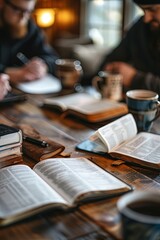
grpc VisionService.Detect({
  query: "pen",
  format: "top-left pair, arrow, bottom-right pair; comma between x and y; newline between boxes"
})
17,52 -> 29,64
23,135 -> 49,147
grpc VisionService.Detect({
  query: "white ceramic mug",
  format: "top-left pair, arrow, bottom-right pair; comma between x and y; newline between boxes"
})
92,71 -> 122,101
117,191 -> 160,240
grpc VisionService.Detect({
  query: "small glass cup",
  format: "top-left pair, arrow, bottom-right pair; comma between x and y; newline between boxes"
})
55,59 -> 83,90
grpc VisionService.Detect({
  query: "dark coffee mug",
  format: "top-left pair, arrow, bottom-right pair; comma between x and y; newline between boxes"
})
126,89 -> 160,132
117,191 -> 160,240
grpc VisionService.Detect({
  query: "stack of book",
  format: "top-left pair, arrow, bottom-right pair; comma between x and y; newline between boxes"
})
0,124 -> 23,168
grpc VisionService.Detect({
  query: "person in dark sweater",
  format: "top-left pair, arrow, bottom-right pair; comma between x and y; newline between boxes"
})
92,0 -> 160,94
0,0 -> 59,84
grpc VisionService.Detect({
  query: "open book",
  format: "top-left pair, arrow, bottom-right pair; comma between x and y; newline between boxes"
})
43,93 -> 128,122
0,157 -> 131,226
76,114 -> 160,170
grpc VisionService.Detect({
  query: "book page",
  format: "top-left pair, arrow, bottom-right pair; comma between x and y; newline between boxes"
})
44,93 -> 99,111
17,74 -> 61,94
88,135 -> 108,151
0,165 -> 67,219
113,132 -> 160,164
34,157 -> 130,205
69,99 -> 126,115
90,114 -> 137,152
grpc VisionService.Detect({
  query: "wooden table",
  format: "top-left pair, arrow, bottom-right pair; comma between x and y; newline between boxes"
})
0,90 -> 160,240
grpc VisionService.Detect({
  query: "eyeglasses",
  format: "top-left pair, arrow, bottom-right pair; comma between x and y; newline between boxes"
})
4,0 -> 34,15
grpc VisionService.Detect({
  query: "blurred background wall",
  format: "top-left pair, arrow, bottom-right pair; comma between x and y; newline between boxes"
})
33,0 -> 143,75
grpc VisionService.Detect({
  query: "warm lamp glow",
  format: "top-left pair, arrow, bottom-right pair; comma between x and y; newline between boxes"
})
57,10 -> 74,26
36,8 -> 55,28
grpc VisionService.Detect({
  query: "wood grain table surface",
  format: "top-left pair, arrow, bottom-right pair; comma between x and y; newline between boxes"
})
0,89 -> 160,240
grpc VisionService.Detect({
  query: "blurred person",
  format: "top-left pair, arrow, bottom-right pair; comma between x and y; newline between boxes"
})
0,74 -> 11,99
93,0 -> 160,94
0,0 -> 59,85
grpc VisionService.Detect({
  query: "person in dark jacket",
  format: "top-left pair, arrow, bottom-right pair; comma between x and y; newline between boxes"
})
95,0 -> 160,94
0,0 -> 59,84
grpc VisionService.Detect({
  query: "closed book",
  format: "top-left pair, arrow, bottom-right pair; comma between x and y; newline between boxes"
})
0,142 -> 22,152
0,124 -> 22,147
0,155 -> 23,169
43,93 -> 128,123
18,124 -> 65,161
0,124 -> 23,168
0,145 -> 22,158
23,137 -> 65,161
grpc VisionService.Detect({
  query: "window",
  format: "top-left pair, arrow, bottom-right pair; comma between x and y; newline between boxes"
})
83,0 -> 143,49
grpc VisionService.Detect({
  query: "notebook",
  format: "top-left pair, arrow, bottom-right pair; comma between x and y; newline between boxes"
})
17,74 -> 61,94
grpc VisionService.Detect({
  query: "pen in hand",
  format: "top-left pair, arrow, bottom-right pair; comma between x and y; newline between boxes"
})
23,135 -> 49,148
17,52 -> 29,64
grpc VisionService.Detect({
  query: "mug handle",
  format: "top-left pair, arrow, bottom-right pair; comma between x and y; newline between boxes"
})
92,75 -> 104,92
150,101 -> 160,123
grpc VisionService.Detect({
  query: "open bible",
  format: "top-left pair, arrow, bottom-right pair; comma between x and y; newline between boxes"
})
76,114 -> 160,170
0,157 -> 131,226
43,92 -> 128,122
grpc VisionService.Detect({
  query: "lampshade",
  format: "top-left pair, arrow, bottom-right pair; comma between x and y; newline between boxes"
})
35,8 -> 55,28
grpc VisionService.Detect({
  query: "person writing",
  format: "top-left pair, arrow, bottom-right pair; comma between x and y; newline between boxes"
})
0,0 -> 59,85
95,0 -> 160,94
0,74 -> 11,100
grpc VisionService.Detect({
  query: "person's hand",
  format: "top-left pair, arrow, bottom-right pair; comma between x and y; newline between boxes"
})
104,62 -> 137,88
5,58 -> 48,84
25,57 -> 48,79
0,74 -> 11,100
